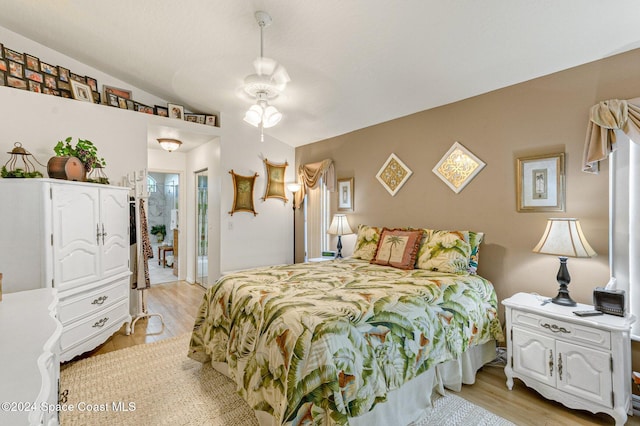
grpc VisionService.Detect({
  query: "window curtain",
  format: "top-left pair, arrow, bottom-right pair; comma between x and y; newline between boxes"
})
583,98 -> 640,337
294,159 -> 335,208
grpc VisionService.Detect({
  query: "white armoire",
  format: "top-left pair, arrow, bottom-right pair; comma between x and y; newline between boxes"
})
0,178 -> 131,362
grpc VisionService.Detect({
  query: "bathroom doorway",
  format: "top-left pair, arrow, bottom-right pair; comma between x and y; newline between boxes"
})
147,172 -> 180,284
195,169 -> 208,287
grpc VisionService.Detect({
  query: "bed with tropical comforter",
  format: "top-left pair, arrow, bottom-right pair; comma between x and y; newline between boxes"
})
189,225 -> 503,426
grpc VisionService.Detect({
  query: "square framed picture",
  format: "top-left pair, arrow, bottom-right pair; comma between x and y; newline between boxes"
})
58,66 -> 70,82
92,91 -> 100,104
184,113 -> 198,123
4,48 -> 23,64
118,96 -> 128,109
0,59 -> 6,72
85,76 -> 97,92
70,79 -> 94,102
154,105 -> 168,117
7,76 -> 26,90
28,80 -> 42,93
167,103 -> 184,119
40,62 -> 58,76
24,69 -> 43,83
57,80 -> 71,91
8,61 -> 23,78
44,74 -> 57,90
107,93 -> 119,107
337,178 -> 354,212
70,73 -> 86,84
59,89 -> 72,98
25,54 -> 40,72
0,71 -> 5,86
205,115 -> 217,126
516,152 -> 565,212
126,99 -> 135,110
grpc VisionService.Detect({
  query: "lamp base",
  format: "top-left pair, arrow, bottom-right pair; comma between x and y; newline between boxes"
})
551,290 -> 577,306
551,256 -> 576,307
335,235 -> 343,259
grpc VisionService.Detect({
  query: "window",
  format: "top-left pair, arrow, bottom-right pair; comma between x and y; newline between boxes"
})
303,177 -> 330,260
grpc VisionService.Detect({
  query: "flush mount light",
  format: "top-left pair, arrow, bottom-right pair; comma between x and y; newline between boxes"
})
157,138 -> 182,152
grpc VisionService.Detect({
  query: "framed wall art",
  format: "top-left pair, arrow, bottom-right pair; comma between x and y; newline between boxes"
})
70,79 -> 94,103
229,170 -> 258,216
516,152 -> 565,212
262,159 -> 288,202
337,177 -> 354,212
432,141 -> 486,193
376,153 -> 413,196
168,103 -> 184,120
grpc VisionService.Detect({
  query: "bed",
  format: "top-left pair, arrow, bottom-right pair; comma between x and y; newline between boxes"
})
188,226 -> 503,426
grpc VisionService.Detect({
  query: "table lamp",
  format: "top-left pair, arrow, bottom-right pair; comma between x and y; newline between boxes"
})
327,214 -> 353,258
532,218 -> 596,306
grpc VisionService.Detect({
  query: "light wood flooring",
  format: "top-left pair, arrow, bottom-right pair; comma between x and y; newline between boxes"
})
69,281 -> 639,425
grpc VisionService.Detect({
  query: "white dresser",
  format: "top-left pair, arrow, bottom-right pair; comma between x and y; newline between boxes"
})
503,292 -> 635,426
0,179 -> 131,362
0,288 -> 63,426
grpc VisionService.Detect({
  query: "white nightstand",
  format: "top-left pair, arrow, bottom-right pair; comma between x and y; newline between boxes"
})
503,292 -> 635,426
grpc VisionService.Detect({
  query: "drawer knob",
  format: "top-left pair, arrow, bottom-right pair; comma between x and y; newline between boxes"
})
91,295 -> 108,305
541,323 -> 570,334
92,317 -> 109,328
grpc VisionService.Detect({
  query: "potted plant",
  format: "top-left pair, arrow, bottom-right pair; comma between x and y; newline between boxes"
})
150,224 -> 166,243
48,137 -> 106,181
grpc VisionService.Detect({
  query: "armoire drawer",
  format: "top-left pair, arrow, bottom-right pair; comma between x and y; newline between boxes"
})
57,277 -> 128,325
60,298 -> 129,353
511,309 -> 611,350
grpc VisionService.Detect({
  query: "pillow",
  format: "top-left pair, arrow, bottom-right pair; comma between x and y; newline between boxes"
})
415,229 -> 471,274
468,231 -> 484,274
370,228 -> 423,270
352,225 -> 381,261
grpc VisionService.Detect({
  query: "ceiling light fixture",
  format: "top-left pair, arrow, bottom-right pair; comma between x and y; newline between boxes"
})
157,138 -> 182,152
243,11 -> 290,142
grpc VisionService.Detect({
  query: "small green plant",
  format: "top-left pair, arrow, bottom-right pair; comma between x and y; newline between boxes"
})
1,165 -> 43,178
150,224 -> 167,241
53,137 -> 106,172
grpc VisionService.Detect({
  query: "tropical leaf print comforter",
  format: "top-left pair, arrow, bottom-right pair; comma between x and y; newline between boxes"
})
189,258 -> 502,426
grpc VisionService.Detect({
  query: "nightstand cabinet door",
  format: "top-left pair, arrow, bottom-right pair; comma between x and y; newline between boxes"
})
557,340 -> 612,407
512,326 -> 555,387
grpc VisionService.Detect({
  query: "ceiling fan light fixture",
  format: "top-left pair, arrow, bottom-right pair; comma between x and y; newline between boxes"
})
157,138 -> 182,152
262,105 -> 282,128
242,10 -> 289,139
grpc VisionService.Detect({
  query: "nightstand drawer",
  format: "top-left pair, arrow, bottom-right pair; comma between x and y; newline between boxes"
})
512,309 -> 610,350
58,277 -> 128,325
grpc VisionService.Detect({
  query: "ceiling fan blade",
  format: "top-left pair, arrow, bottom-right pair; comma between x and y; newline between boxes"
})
271,63 -> 291,86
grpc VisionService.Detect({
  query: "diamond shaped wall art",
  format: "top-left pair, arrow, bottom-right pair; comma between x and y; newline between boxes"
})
376,153 -> 413,196
432,141 -> 485,193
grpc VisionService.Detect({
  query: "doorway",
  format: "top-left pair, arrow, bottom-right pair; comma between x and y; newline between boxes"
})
147,172 -> 179,284
195,169 -> 208,287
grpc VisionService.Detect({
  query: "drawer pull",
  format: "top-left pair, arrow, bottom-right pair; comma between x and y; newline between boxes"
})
558,353 -> 563,381
541,323 -> 570,334
92,317 -> 109,328
91,295 -> 109,305
549,350 -> 553,377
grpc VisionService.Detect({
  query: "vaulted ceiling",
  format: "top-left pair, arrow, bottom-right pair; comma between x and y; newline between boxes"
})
2,1 -> 640,147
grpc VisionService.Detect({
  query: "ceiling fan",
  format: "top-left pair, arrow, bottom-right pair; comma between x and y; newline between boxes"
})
242,11 -> 290,141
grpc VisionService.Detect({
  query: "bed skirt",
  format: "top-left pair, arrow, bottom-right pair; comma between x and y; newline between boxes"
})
210,339 -> 497,426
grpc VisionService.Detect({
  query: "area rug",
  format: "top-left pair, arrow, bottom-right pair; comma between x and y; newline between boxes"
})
60,333 -> 514,426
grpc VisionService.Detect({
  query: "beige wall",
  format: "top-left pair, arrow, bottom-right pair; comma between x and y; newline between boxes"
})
295,48 -> 640,322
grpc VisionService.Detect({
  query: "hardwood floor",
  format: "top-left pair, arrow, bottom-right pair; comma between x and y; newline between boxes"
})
68,281 -> 639,425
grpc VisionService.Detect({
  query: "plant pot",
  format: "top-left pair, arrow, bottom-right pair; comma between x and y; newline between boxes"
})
47,156 -> 86,181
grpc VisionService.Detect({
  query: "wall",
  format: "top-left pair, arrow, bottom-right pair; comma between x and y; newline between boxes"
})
295,47 -> 640,315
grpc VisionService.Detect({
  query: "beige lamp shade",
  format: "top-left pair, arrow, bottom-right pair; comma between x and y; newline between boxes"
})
327,214 -> 353,236
287,182 -> 301,193
532,218 -> 596,258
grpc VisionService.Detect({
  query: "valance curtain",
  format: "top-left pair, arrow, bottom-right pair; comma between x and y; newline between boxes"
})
294,159 -> 335,208
583,97 -> 640,337
582,99 -> 640,173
